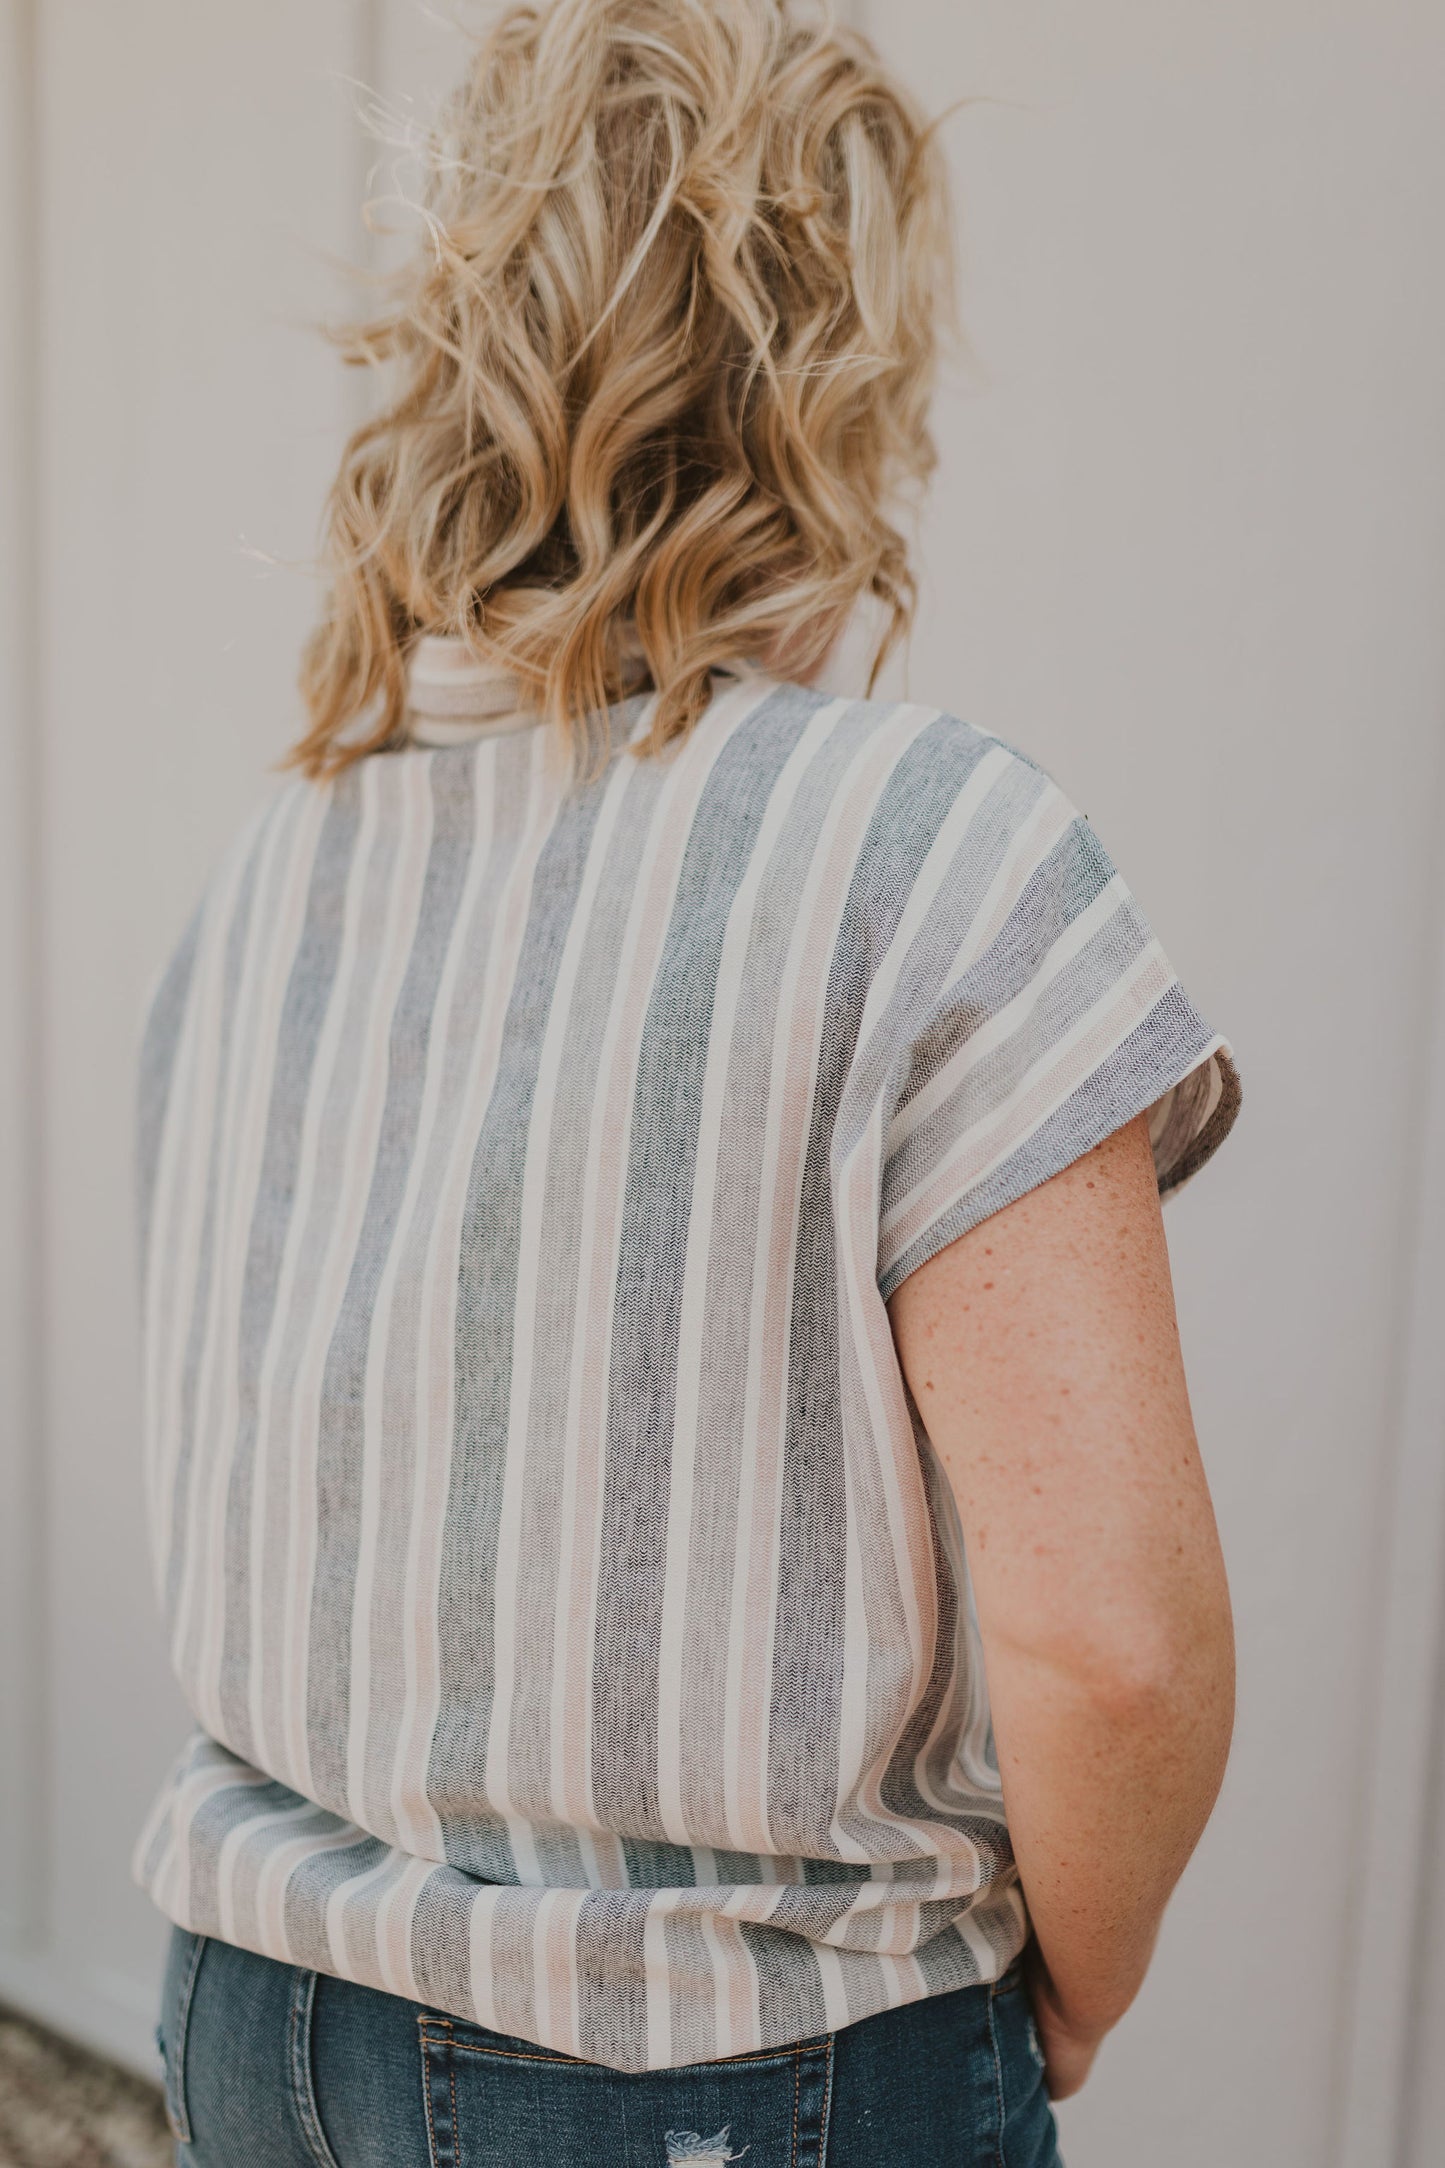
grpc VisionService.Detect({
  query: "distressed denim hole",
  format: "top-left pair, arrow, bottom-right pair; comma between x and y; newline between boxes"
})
664,2127 -> 749,2164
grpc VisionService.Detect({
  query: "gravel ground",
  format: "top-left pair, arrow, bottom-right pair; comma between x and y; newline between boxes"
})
0,2007 -> 171,2168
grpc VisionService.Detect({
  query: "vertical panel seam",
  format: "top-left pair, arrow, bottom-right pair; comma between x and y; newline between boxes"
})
0,0 -> 49,1953
1332,703 -> 1445,2168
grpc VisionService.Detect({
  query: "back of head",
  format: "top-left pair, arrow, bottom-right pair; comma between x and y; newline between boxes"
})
293,0 -> 954,776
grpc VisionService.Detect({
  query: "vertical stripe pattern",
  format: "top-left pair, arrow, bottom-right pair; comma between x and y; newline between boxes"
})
133,666 -> 1239,2072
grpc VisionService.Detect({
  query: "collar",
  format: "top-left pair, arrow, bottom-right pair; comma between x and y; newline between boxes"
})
404,635 -> 544,745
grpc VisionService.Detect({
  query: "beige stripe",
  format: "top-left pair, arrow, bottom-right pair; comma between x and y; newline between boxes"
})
177,786 -> 323,1727
882,945 -> 1178,1267
341,770 -> 445,1827
655,694 -> 853,1845
145,814 -> 264,1580
387,731 -> 560,1859
247,763 -> 385,1781
279,762 -> 415,1802
726,705 -> 937,1855
886,870 -> 1132,1160
485,746 -> 636,1860
254,1816 -> 371,1962
155,1750 -> 273,1935
551,680 -> 766,1834
216,1800 -> 318,1947
467,1885 -> 502,2032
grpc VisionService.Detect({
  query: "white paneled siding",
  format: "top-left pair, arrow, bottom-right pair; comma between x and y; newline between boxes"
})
0,0 -> 373,2071
0,6 -> 1443,2166
866,8 -> 1445,2167
0,0 -> 44,1966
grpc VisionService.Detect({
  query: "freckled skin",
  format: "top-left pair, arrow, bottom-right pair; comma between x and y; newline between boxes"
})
887,1113 -> 1235,2102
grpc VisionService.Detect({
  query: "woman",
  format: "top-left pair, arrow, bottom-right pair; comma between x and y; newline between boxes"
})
135,2 -> 1240,2162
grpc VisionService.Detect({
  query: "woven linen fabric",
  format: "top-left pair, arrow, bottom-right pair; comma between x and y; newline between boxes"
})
132,660 -> 1240,2073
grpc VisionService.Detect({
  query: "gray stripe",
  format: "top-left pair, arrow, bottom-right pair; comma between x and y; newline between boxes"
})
132,677 -> 1236,2071
305,758 -> 475,1812
252,774 -> 406,1753
486,1890 -> 545,2042
887,887 -> 1152,1204
881,984 -> 1217,1300
182,1774 -> 297,1930
836,1948 -> 888,2025
591,687 -> 821,1836
135,904 -> 201,1290
425,749 -> 618,1876
336,1853 -> 416,1977
281,1832 -> 391,1973
409,1873 -> 480,2017
768,714 -> 995,1855
619,1838 -> 695,1888
663,1910 -> 718,2063
348,745 -> 515,1838
877,1419 -> 995,1830
913,1922 -> 985,1994
575,1893 -> 649,2067
710,1849 -> 768,1884
677,697 -> 879,1845
225,1802 -> 336,1950
217,774 -> 367,1755
164,831 -> 266,1626
828,722 -> 1035,1856
738,1920 -> 828,2043
504,750 -> 669,1828
871,756 -> 1050,1117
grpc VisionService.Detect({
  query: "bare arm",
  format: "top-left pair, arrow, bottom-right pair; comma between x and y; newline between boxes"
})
887,1112 -> 1234,2098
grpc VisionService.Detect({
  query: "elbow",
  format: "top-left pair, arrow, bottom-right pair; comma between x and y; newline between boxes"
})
1044,1605 -> 1236,1748
1092,1631 -> 1233,1735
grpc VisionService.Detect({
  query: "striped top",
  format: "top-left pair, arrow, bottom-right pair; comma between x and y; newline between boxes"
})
132,652 -> 1239,2073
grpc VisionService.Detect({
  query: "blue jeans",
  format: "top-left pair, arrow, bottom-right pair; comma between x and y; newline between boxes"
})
159,1927 -> 1062,2167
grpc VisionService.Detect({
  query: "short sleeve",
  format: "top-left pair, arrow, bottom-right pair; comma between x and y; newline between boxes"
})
874,758 -> 1241,1301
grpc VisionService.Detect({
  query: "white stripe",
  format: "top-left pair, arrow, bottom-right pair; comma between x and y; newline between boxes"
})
852,739 -> 1017,1049
723,701 -> 939,1853
173,789 -> 320,1715
373,1855 -> 434,1998
157,1750 -> 273,1933
324,1851 -> 403,1979
549,679 -> 768,1833
885,869 -> 1134,1160
387,729 -> 559,1858
254,1815 -> 372,1962
880,933 -> 1174,1251
216,1800 -> 319,1946
343,766 -> 446,1824
194,791 -> 331,1741
642,1895 -> 674,2068
276,761 -> 412,1803
655,694 -> 853,1843
150,813 -> 271,1590
384,746 -> 505,1858
467,1888 -> 502,2032
813,1941 -> 852,2033
484,751 -> 634,1866
246,762 -> 385,1780
130,680 -> 1214,2068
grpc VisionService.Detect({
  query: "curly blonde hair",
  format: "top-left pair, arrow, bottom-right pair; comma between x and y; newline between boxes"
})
291,0 -> 954,776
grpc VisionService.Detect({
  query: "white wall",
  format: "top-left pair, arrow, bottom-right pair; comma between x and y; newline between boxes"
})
0,0 -> 368,2067
0,0 -> 43,1981
1,5 -> 1442,2164
875,7 -> 1445,2165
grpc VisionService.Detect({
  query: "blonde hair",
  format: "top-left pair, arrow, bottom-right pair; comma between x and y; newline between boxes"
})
291,0 -> 954,777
